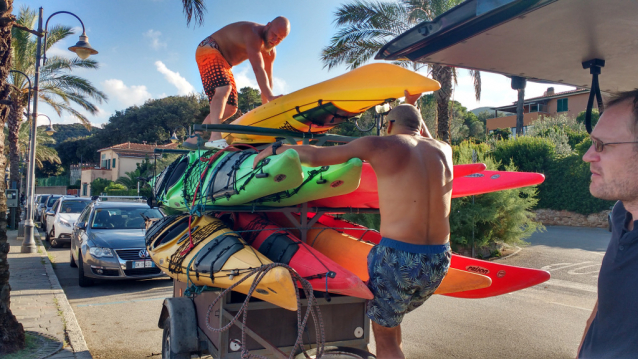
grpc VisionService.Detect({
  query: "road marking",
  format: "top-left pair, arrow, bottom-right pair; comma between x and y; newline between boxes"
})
75,296 -> 167,307
550,302 -> 592,311
543,279 -> 597,293
541,262 -> 592,272
567,264 -> 601,275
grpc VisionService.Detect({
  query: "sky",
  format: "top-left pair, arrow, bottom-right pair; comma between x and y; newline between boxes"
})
13,0 -> 575,127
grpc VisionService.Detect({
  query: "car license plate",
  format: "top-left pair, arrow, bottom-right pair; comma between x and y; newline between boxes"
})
134,260 -> 154,268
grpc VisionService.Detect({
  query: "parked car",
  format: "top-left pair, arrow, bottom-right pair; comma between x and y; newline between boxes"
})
40,195 -> 61,227
34,194 -> 50,222
70,201 -> 165,287
45,196 -> 92,248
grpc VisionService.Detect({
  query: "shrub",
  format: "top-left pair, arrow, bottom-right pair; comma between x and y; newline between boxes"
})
105,183 -> 127,191
492,136 -> 556,173
90,178 -> 112,196
450,141 -> 543,250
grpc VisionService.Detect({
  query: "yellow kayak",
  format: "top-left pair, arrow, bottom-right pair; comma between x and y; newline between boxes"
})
146,214 -> 297,311
224,63 -> 441,144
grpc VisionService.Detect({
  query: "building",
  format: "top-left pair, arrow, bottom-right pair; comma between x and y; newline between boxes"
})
486,87 -> 598,136
80,142 -> 178,197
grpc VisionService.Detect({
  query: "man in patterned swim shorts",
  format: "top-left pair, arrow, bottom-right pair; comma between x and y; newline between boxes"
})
253,93 -> 452,358
185,17 -> 290,149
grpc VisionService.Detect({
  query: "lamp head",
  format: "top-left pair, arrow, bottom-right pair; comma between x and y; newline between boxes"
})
45,125 -> 55,136
170,132 -> 179,143
69,34 -> 98,60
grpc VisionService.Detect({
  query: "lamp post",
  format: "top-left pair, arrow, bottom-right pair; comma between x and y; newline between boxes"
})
8,70 -> 32,231
21,7 -> 97,253
170,126 -> 192,143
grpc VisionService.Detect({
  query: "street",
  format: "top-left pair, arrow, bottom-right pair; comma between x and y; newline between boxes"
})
44,226 -> 609,359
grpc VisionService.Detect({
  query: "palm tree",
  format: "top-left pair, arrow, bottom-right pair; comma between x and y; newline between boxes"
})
321,0 -> 480,144
0,0 -> 26,354
181,0 -> 206,27
11,124 -> 61,169
8,7 -> 106,190
116,169 -> 141,190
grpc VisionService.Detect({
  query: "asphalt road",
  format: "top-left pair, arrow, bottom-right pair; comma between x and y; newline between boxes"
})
45,226 -> 609,359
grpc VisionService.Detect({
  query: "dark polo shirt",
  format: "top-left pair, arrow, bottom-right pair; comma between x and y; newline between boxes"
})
579,201 -> 638,359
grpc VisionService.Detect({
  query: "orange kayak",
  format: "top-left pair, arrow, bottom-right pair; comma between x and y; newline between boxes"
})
266,213 -> 491,294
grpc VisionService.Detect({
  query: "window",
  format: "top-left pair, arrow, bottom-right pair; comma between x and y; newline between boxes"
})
60,200 -> 91,214
82,183 -> 88,196
112,158 -> 116,168
78,205 -> 92,225
557,98 -> 568,112
529,104 -> 538,113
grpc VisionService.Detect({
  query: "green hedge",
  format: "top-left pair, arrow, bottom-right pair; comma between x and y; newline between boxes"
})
492,136 -> 556,173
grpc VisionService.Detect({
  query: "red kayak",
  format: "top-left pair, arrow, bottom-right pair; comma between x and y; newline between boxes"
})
233,212 -> 373,299
310,214 -> 550,298
309,163 -> 544,208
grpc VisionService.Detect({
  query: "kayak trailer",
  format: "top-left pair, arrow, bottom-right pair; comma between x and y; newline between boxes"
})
153,125 -> 379,359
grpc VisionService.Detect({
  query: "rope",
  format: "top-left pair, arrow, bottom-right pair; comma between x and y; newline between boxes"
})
204,263 -> 325,359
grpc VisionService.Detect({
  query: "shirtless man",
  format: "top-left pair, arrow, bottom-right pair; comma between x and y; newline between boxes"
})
253,93 -> 453,359
184,17 -> 290,149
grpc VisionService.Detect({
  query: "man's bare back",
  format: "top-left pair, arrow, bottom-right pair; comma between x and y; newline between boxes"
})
369,135 -> 452,246
210,22 -> 275,67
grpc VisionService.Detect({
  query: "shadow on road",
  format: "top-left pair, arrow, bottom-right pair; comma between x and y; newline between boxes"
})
526,226 -> 610,252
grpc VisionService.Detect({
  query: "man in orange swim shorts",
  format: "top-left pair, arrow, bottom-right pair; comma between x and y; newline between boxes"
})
185,17 -> 290,149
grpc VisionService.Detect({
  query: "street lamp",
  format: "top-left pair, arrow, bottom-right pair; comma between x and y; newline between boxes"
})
38,114 -> 56,136
21,7 -> 97,253
170,126 -> 192,143
8,70 -> 32,231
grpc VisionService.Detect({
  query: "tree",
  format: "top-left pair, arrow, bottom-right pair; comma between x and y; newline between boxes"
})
8,6 -> 106,194
0,0 -> 26,353
116,169 -> 142,190
237,87 -> 262,114
181,0 -> 206,27
576,108 -> 600,128
321,0 -> 480,144
90,178 -> 111,196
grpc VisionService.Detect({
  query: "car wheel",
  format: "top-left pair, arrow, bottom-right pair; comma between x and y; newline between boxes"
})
78,252 -> 94,287
162,317 -> 191,359
49,229 -> 61,248
69,249 -> 77,268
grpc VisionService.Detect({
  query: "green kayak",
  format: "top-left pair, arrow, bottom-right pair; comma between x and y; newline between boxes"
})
251,158 -> 363,207
161,149 -> 304,211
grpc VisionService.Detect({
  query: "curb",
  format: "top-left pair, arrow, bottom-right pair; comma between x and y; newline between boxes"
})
34,231 -> 93,359
496,245 -> 523,260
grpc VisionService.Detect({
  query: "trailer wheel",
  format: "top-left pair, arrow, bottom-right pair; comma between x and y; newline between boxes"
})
295,346 -> 376,359
162,317 -> 191,359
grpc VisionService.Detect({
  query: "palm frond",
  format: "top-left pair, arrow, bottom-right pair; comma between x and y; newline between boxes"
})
469,69 -> 481,101
182,0 -> 206,27
44,25 -> 74,51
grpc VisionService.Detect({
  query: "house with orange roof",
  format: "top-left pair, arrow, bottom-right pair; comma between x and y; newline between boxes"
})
486,87 -> 599,137
80,142 -> 179,196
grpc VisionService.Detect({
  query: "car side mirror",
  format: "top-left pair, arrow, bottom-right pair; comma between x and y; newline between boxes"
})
46,210 -> 55,216
77,222 -> 86,230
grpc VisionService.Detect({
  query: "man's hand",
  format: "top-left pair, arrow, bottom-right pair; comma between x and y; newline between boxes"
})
253,144 -> 275,169
263,94 -> 284,103
404,90 -> 422,106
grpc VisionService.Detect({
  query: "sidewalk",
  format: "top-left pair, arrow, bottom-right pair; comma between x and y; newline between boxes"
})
8,229 -> 92,359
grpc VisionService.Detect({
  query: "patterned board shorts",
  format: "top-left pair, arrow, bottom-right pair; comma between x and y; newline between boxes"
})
366,237 -> 451,328
196,37 -> 238,107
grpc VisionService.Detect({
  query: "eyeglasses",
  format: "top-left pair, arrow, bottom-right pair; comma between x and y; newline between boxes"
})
590,135 -> 638,152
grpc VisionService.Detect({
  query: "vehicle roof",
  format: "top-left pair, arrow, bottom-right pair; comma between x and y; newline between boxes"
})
376,0 -> 637,93
60,196 -> 91,201
91,201 -> 151,209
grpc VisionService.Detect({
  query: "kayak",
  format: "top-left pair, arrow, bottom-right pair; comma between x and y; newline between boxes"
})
223,63 -> 441,144
159,149 -> 304,211
266,213 -> 492,294
309,163 -> 544,208
233,212 -> 373,299
252,158 -> 363,207
311,214 -> 550,298
146,214 -> 297,310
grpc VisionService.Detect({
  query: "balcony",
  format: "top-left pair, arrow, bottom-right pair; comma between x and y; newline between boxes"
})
486,111 -> 549,132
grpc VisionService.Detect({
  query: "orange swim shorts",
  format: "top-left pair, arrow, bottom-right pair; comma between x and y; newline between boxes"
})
196,38 -> 238,107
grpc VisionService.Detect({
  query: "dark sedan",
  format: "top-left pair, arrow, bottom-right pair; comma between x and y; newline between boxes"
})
70,201 -> 165,287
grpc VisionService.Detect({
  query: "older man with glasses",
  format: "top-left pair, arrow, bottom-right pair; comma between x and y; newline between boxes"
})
578,89 -> 638,359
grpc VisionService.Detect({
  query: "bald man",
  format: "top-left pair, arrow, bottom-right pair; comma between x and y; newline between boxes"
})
185,17 -> 291,149
253,92 -> 452,359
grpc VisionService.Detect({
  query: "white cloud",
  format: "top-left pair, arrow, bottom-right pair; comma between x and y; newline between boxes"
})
452,70 -> 576,111
155,61 -> 196,95
143,29 -> 167,50
101,79 -> 152,108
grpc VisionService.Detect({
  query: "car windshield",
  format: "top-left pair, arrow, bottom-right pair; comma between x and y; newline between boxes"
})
40,196 -> 49,204
60,200 -> 90,214
47,196 -> 61,207
90,207 -> 163,229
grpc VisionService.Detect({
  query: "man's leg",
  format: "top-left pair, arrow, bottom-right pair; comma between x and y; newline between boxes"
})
204,84 -> 237,142
372,321 -> 405,359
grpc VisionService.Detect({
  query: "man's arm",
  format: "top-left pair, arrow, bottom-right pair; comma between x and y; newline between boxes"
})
576,300 -> 598,358
245,35 -> 278,103
253,136 -> 381,169
265,47 -> 275,90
